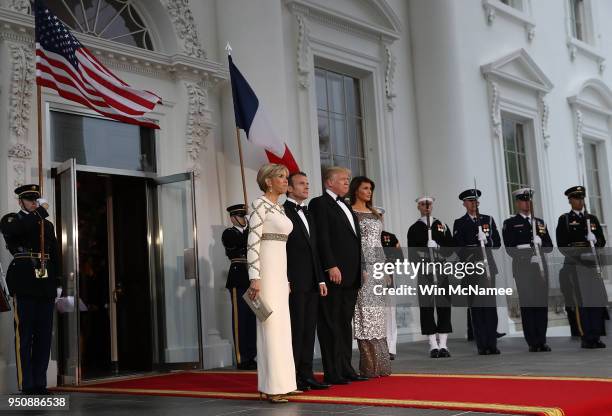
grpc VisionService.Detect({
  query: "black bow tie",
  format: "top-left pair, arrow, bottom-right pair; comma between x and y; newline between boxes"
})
295,204 -> 307,213
336,196 -> 344,202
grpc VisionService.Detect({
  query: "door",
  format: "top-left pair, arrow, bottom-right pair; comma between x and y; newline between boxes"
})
55,158 -> 80,385
150,172 -> 203,369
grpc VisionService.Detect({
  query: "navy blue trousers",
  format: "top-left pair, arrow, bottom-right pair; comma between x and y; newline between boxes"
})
228,287 -> 256,365
13,295 -> 54,392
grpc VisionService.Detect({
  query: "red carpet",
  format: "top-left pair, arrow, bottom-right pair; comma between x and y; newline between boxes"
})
54,371 -> 612,416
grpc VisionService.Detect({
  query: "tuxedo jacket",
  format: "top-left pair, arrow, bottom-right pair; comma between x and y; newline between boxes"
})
284,200 -> 325,292
309,192 -> 362,288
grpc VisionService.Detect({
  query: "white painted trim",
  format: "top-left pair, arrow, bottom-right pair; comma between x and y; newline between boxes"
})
481,48 -> 553,93
482,0 -> 536,41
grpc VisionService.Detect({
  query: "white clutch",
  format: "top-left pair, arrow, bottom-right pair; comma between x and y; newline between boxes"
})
242,292 -> 273,322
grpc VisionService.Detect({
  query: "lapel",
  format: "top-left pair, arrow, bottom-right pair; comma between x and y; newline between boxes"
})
284,201 -> 311,244
324,192 -> 357,238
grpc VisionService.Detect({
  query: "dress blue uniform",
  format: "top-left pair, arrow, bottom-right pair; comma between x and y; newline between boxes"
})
0,184 -> 60,394
453,189 -> 501,355
502,188 -> 553,352
222,204 -> 257,369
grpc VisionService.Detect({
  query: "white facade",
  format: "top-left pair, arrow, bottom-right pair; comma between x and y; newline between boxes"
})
0,0 -> 611,392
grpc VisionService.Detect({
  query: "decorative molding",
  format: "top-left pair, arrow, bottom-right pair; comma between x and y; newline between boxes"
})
567,37 -> 606,74
482,0 -> 536,42
568,78 -> 612,117
538,93 -> 550,148
162,0 -> 205,60
185,81 -> 214,177
8,42 -> 34,143
481,48 -> 553,93
8,142 -> 32,159
383,43 -> 396,111
296,13 -> 311,89
575,109 -> 584,157
488,80 -> 502,139
6,0 -> 30,14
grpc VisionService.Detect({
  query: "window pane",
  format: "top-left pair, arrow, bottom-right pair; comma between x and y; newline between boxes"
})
516,123 -> 526,154
327,72 -> 345,114
348,118 -> 365,159
350,158 -> 366,177
51,111 -> 156,172
316,69 -> 328,110
330,114 -> 348,157
345,77 -> 361,116
503,119 -> 516,152
506,152 -> 519,184
333,156 -> 349,170
318,111 -> 331,154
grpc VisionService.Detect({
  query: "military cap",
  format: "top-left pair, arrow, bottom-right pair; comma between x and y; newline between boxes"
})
14,184 -> 40,200
512,187 -> 534,201
226,204 -> 247,217
374,206 -> 386,215
565,186 -> 585,199
415,196 -> 435,204
458,189 -> 481,201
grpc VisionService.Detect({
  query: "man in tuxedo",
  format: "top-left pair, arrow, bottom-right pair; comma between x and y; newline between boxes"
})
309,166 -> 367,384
284,172 -> 330,391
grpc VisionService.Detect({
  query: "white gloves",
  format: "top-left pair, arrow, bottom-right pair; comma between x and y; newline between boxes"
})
532,235 -> 542,246
587,232 -> 597,243
477,229 -> 487,242
427,240 -> 438,248
36,198 -> 48,207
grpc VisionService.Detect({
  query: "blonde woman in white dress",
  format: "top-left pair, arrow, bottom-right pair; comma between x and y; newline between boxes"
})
247,163 -> 299,403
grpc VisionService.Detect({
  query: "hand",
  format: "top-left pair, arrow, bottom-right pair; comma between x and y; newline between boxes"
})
248,279 -> 261,300
477,229 -> 487,242
532,235 -> 542,247
384,275 -> 393,287
319,283 -> 328,297
328,267 -> 342,284
587,232 -> 597,243
427,240 -> 438,248
36,198 -> 49,210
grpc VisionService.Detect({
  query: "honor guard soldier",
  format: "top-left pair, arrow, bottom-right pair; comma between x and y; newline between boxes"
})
408,196 -> 455,358
222,204 -> 257,369
453,189 -> 502,355
502,188 -> 553,352
556,186 -> 608,349
0,184 -> 60,394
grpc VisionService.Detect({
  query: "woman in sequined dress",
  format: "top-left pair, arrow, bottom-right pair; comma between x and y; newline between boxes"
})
348,176 -> 392,378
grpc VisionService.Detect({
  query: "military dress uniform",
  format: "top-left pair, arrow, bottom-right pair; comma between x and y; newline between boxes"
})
0,185 -> 60,394
222,204 -> 257,369
555,186 -> 608,349
453,189 -> 502,355
407,197 -> 455,357
502,188 -> 553,352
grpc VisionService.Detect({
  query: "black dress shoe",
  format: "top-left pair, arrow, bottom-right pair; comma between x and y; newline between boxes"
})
304,378 -> 330,390
438,348 -> 450,358
594,340 -> 607,348
389,353 -> 396,360
490,348 -> 501,354
496,332 -> 506,339
344,373 -> 368,381
35,388 -> 54,395
529,345 -> 539,352
430,348 -> 439,358
477,348 -> 489,355
539,344 -> 552,352
296,380 -> 311,391
325,377 -> 349,385
237,360 -> 257,370
581,341 -> 596,349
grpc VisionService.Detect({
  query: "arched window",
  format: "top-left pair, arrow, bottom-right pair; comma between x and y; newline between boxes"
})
32,0 -> 153,50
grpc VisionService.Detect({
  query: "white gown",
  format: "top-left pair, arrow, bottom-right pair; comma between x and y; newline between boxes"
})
247,196 -> 297,395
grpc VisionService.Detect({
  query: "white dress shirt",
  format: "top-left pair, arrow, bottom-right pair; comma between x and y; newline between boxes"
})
287,197 -> 309,235
326,189 -> 356,234
233,225 -> 246,233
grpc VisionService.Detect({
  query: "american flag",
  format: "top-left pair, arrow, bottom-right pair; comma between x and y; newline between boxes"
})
35,0 -> 162,129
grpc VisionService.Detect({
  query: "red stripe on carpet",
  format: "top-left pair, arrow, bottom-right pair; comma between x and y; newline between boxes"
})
53,371 -> 612,416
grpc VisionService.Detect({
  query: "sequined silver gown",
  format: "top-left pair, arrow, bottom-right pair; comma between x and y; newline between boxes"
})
353,211 -> 391,377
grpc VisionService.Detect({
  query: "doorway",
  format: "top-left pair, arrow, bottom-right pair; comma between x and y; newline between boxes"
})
54,159 -> 202,385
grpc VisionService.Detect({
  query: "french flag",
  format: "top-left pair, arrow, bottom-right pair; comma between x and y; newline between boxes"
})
228,55 -> 300,173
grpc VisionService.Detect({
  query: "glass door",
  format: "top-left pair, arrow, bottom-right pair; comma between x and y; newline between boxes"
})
55,158 -> 80,385
150,172 -> 202,369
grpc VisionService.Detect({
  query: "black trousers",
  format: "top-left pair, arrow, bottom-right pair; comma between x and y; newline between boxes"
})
470,307 -> 498,351
520,307 -> 548,347
418,276 -> 452,335
578,307 -> 607,343
13,295 -> 54,392
289,289 -> 318,380
228,287 -> 257,365
318,285 -> 358,381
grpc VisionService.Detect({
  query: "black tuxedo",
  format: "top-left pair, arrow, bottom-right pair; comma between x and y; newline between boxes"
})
309,191 -> 362,381
284,200 -> 324,381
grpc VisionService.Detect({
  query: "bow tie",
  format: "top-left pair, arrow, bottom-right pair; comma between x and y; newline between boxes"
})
295,204 -> 308,212
336,196 -> 344,202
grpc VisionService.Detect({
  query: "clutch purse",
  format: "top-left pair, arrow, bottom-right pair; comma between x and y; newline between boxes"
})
0,263 -> 11,313
242,291 -> 273,322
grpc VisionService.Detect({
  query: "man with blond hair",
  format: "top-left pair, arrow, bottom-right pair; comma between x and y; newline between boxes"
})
309,166 -> 367,384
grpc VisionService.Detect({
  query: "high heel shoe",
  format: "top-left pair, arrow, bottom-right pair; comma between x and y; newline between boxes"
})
259,392 -> 289,403
286,389 -> 304,396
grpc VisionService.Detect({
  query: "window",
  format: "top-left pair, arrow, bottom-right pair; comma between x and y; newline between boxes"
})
32,0 -> 154,50
51,111 -> 156,172
500,0 -> 524,11
502,118 -> 530,213
569,0 -> 586,42
584,142 -> 605,223
315,68 -> 366,178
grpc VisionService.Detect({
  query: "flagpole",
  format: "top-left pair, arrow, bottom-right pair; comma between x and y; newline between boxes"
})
235,127 -> 249,208
37,83 -> 46,277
